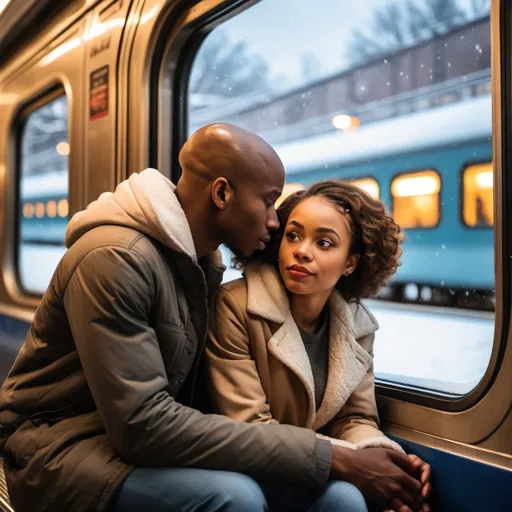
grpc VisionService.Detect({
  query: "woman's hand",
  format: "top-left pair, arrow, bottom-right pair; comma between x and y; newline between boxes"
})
409,454 -> 431,503
384,454 -> 431,512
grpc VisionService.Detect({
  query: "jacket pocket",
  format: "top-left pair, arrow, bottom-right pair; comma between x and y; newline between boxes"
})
154,323 -> 192,383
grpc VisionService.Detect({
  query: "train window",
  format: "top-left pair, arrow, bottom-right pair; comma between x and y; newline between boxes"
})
17,91 -> 69,295
463,163 -> 493,227
391,170 -> 441,228
183,0 -> 493,399
351,178 -> 379,200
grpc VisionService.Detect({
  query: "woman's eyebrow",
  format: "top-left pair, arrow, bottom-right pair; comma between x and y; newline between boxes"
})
315,227 -> 341,241
288,220 -> 341,241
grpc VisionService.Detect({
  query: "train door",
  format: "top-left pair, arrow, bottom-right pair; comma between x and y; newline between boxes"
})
126,0 -> 511,509
0,0 -> 135,380
0,5 -> 87,378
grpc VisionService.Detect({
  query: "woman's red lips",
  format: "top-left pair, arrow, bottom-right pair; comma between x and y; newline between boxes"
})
287,265 -> 314,276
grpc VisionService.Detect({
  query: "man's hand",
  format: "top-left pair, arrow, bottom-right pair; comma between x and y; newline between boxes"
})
383,454 -> 432,512
330,446 -> 424,511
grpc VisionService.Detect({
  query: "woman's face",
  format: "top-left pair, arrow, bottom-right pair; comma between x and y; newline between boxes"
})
278,196 -> 359,296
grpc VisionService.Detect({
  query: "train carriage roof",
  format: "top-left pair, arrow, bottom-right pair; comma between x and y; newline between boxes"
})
274,95 -> 492,174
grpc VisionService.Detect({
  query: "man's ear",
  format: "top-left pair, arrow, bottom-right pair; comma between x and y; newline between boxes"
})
212,177 -> 235,210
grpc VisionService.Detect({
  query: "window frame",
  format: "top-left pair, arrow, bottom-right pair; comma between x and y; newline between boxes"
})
146,0 -> 510,437
460,160 -> 494,230
12,85 -> 69,298
390,168 -> 442,230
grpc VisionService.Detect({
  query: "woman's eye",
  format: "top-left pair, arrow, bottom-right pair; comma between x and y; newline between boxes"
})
317,239 -> 333,248
286,232 -> 299,241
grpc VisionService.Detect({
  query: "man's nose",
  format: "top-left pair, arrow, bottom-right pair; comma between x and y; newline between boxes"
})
266,207 -> 280,231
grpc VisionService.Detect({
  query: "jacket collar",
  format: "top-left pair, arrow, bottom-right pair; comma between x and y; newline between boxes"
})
245,262 -> 379,338
245,262 -> 378,430
203,249 -> 226,294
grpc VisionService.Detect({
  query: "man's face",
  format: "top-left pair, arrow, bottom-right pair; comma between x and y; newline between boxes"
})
223,175 -> 284,258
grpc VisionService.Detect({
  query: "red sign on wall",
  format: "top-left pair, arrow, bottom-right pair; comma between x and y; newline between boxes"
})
90,65 -> 109,120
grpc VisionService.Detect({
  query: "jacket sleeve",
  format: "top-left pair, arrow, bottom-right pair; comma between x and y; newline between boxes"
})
63,244 -> 332,487
206,287 -> 278,425
326,334 -> 404,453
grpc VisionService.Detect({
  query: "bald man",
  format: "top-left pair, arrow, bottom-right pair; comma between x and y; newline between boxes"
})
0,124 -> 424,512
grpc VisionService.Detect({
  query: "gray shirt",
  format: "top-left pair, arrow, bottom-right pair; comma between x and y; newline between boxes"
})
299,313 -> 330,410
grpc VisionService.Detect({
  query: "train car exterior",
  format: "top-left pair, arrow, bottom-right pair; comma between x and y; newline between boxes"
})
274,95 -> 494,305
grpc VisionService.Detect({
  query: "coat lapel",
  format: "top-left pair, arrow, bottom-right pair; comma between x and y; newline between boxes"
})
266,313 -> 317,429
245,262 -> 378,431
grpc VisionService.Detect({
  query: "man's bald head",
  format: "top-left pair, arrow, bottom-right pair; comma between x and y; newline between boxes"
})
175,123 -> 286,259
178,123 -> 285,187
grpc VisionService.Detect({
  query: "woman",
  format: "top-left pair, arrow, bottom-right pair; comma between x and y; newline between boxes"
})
206,180 -> 431,511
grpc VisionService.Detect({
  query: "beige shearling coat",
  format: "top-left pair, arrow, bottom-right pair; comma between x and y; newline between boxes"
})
206,262 -> 403,452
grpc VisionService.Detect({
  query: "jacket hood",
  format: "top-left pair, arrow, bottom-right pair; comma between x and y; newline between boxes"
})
65,168 -> 197,262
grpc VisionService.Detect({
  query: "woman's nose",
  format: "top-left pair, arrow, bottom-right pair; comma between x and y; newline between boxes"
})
294,244 -> 313,261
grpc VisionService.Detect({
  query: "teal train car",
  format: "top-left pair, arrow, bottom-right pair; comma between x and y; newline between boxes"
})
275,95 -> 493,308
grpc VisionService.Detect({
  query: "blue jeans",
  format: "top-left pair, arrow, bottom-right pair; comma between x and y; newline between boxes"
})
112,467 -> 368,512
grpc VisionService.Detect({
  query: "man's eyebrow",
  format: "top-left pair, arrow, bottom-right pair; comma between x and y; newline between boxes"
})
268,188 -> 282,200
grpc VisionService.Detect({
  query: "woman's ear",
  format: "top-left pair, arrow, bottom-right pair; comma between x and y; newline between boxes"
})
211,177 -> 235,210
344,253 -> 360,276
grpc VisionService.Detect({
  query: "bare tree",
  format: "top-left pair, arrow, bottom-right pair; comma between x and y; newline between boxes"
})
300,52 -> 323,81
189,29 -> 271,99
346,0 -> 485,66
21,96 -> 68,176
468,0 -> 490,18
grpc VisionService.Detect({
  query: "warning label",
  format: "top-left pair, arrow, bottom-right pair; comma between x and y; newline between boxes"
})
90,65 -> 109,120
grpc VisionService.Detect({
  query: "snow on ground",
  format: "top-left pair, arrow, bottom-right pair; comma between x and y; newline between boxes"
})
367,300 -> 494,395
19,244 -> 66,295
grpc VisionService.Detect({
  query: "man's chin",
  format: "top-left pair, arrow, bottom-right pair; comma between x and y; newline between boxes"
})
226,243 -> 261,261
225,244 -> 249,260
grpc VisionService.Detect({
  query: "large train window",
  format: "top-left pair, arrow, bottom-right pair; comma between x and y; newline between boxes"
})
462,162 -> 493,227
184,0 -> 493,399
17,90 -> 69,295
391,170 -> 441,228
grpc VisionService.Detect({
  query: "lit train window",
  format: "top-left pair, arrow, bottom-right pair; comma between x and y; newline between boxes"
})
183,0 -> 493,398
351,178 -> 379,199
17,90 -> 69,295
391,171 -> 441,228
463,163 -> 493,227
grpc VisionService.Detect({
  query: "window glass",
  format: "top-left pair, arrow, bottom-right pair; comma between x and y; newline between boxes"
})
184,0 -> 493,396
18,93 -> 69,294
463,162 -> 493,227
391,170 -> 441,228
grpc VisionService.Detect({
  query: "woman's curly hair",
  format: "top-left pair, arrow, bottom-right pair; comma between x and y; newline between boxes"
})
234,180 -> 404,301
